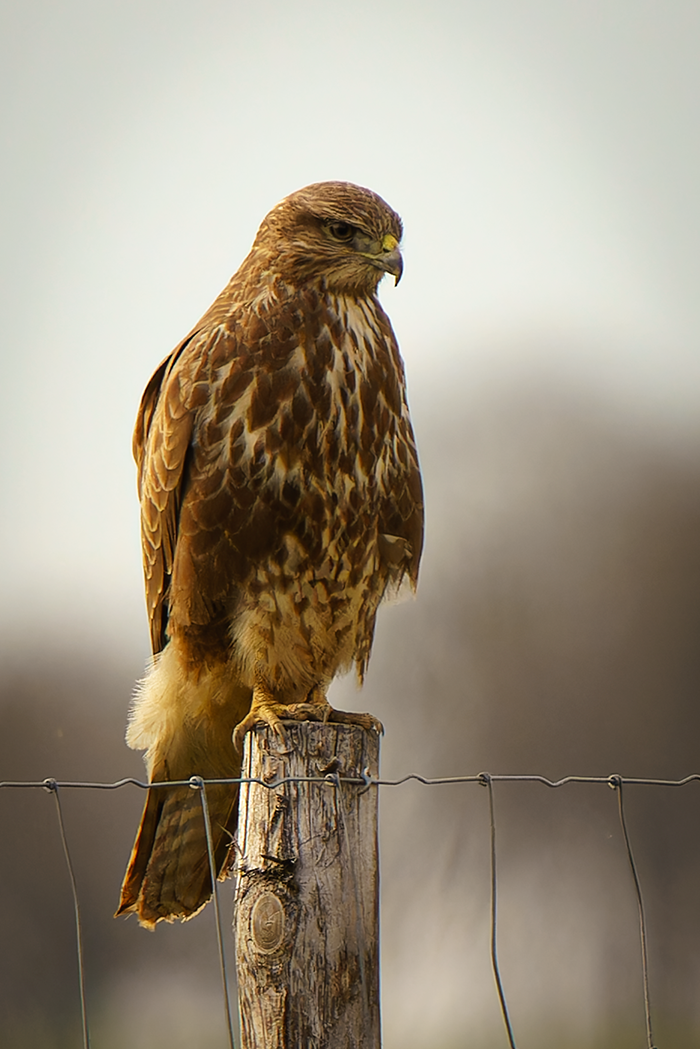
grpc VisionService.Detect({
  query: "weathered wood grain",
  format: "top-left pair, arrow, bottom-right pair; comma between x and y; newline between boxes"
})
234,722 -> 380,1049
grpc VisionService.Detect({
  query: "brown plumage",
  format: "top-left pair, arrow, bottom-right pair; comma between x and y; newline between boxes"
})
117,181 -> 424,928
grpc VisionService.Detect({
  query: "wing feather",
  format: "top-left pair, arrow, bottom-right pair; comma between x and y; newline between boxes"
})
134,332 -> 203,654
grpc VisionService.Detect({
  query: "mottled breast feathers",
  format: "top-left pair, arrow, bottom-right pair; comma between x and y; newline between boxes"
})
134,181 -> 424,686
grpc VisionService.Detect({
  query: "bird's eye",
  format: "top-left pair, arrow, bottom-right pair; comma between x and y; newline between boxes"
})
328,222 -> 354,242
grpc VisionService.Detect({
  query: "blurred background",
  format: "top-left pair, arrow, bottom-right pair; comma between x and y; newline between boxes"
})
2,1 -> 700,1046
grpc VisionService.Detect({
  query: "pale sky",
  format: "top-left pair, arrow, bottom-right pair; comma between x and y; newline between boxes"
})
2,0 -> 699,640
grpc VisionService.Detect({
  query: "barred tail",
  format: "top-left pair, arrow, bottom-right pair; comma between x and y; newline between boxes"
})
116,763 -> 239,928
115,645 -> 251,928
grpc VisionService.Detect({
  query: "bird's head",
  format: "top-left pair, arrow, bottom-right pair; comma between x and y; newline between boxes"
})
251,181 -> 404,296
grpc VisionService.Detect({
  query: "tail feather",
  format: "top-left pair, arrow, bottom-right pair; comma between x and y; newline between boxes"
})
116,648 -> 250,928
116,783 -> 165,917
116,768 -> 239,928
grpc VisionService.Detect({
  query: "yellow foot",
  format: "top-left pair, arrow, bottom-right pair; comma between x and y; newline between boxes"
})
233,699 -> 282,753
232,699 -> 333,752
298,686 -> 383,734
232,696 -> 383,752
325,708 -> 384,735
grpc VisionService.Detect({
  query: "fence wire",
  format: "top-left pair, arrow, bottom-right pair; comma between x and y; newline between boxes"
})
2,769 -> 696,1048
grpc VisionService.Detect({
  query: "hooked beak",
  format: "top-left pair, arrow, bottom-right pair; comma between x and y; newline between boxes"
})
358,233 -> 402,287
374,232 -> 403,285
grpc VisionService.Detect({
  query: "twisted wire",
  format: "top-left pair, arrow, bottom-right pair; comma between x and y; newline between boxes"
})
4,771 -> 699,791
4,769 -> 695,1045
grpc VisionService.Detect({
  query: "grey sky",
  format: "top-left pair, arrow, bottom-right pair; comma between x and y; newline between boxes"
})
2,0 -> 699,625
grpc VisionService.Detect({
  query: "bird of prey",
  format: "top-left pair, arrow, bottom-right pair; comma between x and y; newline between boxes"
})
117,181 -> 424,928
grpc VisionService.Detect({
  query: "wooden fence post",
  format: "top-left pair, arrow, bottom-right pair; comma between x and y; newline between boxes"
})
234,721 -> 380,1049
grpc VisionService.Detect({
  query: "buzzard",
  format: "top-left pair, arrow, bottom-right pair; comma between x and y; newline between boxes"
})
117,181 -> 424,928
